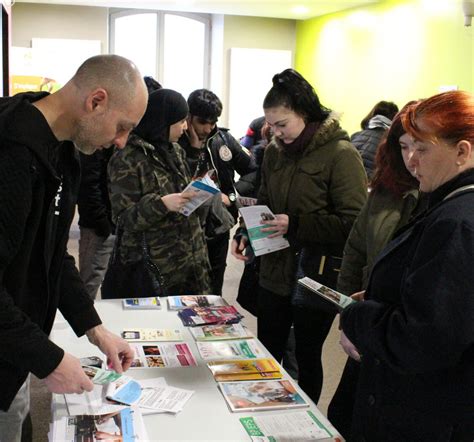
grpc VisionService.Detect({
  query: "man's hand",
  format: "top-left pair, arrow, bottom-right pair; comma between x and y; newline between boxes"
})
86,325 -> 134,373
339,330 -> 361,362
260,214 -> 289,238
231,236 -> 249,261
161,192 -> 194,212
186,117 -> 202,148
43,352 -> 94,394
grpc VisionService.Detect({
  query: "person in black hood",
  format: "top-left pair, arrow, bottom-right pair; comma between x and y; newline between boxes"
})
0,54 -> 147,441
108,89 -> 211,296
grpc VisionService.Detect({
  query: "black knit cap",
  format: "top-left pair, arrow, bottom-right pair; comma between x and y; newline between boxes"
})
134,88 -> 188,146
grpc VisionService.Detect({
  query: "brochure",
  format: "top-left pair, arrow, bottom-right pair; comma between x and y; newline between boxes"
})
208,358 -> 281,382
197,339 -> 264,361
237,196 -> 258,207
178,305 -> 244,327
130,342 -> 197,368
122,297 -> 161,310
82,366 -> 123,385
240,410 -> 340,441
50,407 -> 148,441
167,295 -> 229,310
180,172 -> 220,216
190,323 -> 253,341
297,277 -> 356,311
238,205 -> 290,256
218,380 -> 309,412
122,328 -> 183,342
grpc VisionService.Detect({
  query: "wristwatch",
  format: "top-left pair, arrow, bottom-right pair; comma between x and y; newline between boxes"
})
228,192 -> 237,205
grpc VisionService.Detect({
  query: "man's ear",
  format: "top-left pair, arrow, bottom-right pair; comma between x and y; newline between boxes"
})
456,140 -> 472,165
86,88 -> 108,113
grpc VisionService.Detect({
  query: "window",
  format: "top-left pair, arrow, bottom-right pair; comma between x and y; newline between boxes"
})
110,10 -> 210,97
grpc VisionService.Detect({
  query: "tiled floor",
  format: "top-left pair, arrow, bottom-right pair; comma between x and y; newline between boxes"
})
30,217 -> 346,440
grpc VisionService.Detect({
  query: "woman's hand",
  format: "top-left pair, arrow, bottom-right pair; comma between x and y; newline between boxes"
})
339,330 -> 361,362
231,237 -> 249,261
260,214 -> 289,238
161,192 -> 193,212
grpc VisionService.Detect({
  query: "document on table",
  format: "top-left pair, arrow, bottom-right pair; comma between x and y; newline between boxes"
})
238,205 -> 289,256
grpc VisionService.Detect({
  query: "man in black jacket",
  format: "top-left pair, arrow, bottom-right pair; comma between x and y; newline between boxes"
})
0,54 -> 148,441
178,89 -> 256,296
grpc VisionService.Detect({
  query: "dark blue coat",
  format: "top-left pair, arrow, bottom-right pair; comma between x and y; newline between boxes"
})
341,169 -> 474,440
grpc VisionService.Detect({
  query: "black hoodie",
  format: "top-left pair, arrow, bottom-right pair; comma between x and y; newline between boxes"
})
0,92 -> 101,410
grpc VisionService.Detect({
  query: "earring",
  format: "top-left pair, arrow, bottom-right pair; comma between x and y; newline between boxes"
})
456,161 -> 462,166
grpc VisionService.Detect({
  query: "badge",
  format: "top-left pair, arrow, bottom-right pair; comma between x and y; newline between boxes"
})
219,145 -> 233,161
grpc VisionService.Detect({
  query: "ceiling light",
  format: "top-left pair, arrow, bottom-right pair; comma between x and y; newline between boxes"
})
292,5 -> 310,15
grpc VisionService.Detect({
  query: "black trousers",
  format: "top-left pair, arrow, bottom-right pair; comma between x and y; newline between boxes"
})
257,286 -> 336,404
206,231 -> 230,296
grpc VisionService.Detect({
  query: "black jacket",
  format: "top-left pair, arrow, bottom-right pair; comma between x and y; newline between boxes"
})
179,127 -> 256,220
78,149 -> 115,237
0,92 -> 101,411
341,170 -> 474,440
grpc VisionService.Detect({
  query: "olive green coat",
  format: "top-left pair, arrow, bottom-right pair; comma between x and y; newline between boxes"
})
337,187 -> 421,295
108,134 -> 211,295
258,114 -> 367,296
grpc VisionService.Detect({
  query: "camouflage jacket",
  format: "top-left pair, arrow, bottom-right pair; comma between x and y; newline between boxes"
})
108,134 -> 211,295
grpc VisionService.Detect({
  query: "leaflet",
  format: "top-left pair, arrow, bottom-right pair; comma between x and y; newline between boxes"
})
82,366 -> 123,385
122,297 -> 161,310
197,339 -> 264,361
238,205 -> 290,256
190,323 -> 253,341
122,328 -> 183,342
240,410 -> 339,441
297,277 -> 356,311
180,173 -> 220,216
50,407 -> 148,442
167,295 -> 228,310
130,342 -> 197,368
178,305 -> 244,327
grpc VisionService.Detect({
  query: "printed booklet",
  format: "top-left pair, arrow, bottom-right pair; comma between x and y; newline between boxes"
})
178,305 -> 244,327
218,379 -> 309,412
240,410 -> 340,441
297,277 -> 356,311
190,323 -> 253,341
122,297 -> 161,310
50,407 -> 148,441
238,205 -> 290,256
180,172 -> 220,216
197,339 -> 264,361
122,328 -> 183,342
167,295 -> 228,310
130,342 -> 197,368
207,358 -> 281,382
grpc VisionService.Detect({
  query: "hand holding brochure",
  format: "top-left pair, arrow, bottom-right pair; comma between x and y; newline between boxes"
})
180,172 -> 220,216
297,277 -> 356,311
238,205 -> 290,256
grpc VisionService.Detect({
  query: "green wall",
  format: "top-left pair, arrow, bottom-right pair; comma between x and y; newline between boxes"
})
295,0 -> 473,134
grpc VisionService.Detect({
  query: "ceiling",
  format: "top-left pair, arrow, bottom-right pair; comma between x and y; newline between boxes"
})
15,0 -> 382,20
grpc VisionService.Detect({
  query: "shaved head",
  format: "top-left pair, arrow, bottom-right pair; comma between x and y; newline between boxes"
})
72,54 -> 145,106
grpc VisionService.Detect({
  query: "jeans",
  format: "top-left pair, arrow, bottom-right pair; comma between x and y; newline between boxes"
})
257,287 -> 336,404
78,227 -> 115,300
0,377 -> 30,442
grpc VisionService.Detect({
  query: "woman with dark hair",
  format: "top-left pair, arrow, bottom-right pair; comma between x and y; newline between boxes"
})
351,100 -> 399,178
231,68 -> 367,404
327,103 -> 426,438
108,88 -> 211,296
340,90 -> 474,440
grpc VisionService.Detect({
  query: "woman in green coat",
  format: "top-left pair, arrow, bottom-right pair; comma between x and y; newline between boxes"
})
232,69 -> 367,404
328,105 -> 424,438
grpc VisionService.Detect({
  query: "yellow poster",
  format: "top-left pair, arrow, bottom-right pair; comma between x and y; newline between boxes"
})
11,75 -> 61,95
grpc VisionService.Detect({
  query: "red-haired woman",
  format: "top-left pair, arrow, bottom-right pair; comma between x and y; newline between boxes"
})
327,103 -> 425,438
340,90 -> 474,440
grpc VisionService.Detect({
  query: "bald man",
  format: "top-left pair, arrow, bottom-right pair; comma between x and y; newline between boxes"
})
0,54 -> 148,441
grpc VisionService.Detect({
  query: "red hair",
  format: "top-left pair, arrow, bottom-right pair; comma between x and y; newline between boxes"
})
402,91 -> 474,146
371,103 -> 419,196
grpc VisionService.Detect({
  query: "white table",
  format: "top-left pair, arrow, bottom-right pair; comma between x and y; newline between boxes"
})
50,299 -> 343,441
